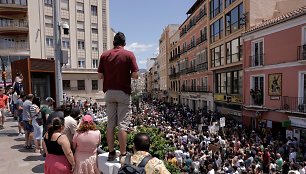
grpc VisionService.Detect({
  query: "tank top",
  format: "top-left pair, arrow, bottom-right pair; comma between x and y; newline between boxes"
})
44,134 -> 65,155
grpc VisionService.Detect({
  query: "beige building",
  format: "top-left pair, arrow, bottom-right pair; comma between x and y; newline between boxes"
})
0,0 -> 110,101
157,24 -> 179,100
168,29 -> 180,104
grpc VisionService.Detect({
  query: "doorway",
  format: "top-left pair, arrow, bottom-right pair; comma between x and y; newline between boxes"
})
31,73 -> 51,101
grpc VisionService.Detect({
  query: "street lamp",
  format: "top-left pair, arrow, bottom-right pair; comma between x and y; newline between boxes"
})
53,0 -> 68,107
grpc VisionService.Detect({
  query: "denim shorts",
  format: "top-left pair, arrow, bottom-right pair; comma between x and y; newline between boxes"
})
24,121 -> 34,132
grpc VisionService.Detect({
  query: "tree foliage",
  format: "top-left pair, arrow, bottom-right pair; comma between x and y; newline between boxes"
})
97,122 -> 179,172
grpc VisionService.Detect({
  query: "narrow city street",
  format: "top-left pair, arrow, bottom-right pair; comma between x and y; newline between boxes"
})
0,117 -> 44,174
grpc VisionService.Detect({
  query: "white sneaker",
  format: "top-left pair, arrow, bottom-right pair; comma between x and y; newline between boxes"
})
18,133 -> 23,136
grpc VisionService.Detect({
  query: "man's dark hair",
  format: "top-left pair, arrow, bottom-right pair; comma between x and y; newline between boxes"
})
64,106 -> 71,117
70,107 -> 80,119
113,32 -> 126,47
26,94 -> 34,100
134,133 -> 150,152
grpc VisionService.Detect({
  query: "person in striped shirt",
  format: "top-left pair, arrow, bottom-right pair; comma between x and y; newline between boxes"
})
30,97 -> 43,153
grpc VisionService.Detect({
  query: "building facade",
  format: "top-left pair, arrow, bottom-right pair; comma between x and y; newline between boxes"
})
207,0 -> 306,121
157,24 -> 179,101
243,7 -> 306,139
0,0 -> 110,101
178,0 -> 213,112
169,30 -> 181,104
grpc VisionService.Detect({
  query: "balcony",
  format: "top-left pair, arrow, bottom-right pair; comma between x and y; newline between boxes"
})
0,19 -> 28,35
0,41 -> 29,55
180,48 -> 187,55
196,10 -> 207,22
169,72 -> 180,79
195,62 -> 208,72
297,44 -> 306,61
169,53 -> 180,62
186,66 -> 196,74
250,89 -> 264,106
0,0 -> 27,15
180,28 -> 187,37
250,53 -> 264,67
281,96 -> 306,113
181,85 -> 210,93
196,35 -> 207,45
187,43 -> 196,51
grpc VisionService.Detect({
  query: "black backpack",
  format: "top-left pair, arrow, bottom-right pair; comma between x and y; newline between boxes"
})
118,154 -> 152,174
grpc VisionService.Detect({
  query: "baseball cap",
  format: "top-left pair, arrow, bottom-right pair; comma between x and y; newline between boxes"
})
46,97 -> 55,102
82,115 -> 93,123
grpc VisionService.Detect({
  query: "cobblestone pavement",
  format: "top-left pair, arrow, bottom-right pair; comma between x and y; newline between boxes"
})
0,117 -> 44,174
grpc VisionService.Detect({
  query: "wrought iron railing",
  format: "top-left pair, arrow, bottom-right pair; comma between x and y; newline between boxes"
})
297,44 -> 306,61
281,96 -> 306,113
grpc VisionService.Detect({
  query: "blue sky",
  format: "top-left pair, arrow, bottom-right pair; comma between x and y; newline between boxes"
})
109,0 -> 195,69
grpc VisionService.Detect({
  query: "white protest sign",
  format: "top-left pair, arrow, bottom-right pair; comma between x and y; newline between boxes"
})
220,117 -> 225,128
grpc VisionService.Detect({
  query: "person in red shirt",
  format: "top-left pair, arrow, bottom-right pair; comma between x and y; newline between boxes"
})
97,32 -> 139,161
0,87 -> 10,129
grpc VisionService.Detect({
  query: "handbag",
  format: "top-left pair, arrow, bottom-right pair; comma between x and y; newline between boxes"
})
35,117 -> 43,126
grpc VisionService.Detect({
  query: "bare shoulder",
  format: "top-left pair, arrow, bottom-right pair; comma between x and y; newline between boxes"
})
57,134 -> 69,144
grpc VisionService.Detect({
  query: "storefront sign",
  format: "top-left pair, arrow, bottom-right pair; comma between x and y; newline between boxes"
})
288,116 -> 306,128
267,120 -> 272,128
214,94 -> 225,101
282,120 -> 291,128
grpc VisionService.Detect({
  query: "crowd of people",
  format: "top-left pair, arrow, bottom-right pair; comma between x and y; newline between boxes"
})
130,100 -> 306,174
3,87 -> 106,174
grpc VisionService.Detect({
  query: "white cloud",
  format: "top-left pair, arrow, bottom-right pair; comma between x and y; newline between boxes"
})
153,47 -> 159,57
125,42 -> 154,52
138,60 -> 147,65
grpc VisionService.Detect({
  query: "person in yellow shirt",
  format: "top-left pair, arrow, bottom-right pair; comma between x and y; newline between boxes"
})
120,133 -> 170,174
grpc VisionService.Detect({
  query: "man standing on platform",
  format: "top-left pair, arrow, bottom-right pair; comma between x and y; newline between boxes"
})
97,32 -> 139,161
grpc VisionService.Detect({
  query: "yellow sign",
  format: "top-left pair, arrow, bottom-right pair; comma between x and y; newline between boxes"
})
231,95 -> 242,103
214,94 -> 225,101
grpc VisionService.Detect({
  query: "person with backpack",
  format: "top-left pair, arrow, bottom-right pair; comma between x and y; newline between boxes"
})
119,133 -> 170,174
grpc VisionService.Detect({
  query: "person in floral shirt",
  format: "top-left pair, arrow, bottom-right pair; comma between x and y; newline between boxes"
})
120,133 -> 170,174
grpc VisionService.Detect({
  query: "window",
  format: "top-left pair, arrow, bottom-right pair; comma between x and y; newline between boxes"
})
210,0 -> 223,19
91,5 -> 97,16
251,40 -> 264,66
225,3 -> 244,35
62,39 -> 70,49
216,70 -> 242,94
76,2 -> 84,13
210,17 -> 223,43
226,37 -> 242,64
199,27 -> 207,42
61,0 -> 69,10
46,37 -> 54,47
45,15 -> 53,28
211,45 -> 224,67
92,80 -> 98,90
77,40 -> 85,50
92,59 -> 99,68
77,21 -> 84,32
44,0 -> 52,6
77,80 -> 85,90
202,77 -> 208,90
225,0 -> 237,7
92,41 -> 98,51
63,80 -> 70,90
251,76 -> 264,105
21,0 -> 27,5
103,43 -> 107,51
78,59 -> 85,68
92,28 -> 98,34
